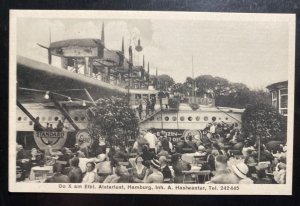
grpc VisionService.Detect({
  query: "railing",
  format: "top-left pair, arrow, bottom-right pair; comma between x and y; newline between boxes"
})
186,97 -> 215,106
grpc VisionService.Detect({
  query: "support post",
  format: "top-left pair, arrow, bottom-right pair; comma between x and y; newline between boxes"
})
17,100 -> 45,130
84,88 -> 96,106
49,94 -> 80,131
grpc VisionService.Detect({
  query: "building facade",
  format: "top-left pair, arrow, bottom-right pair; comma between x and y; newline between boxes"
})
266,81 -> 288,116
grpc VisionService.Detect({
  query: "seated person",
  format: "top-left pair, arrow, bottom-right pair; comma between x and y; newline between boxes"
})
68,157 -> 83,183
184,135 -> 197,153
140,145 -> 156,168
132,156 -> 147,183
143,159 -> 164,183
171,153 -> 191,183
45,163 -> 70,183
210,155 -> 239,184
29,148 -> 44,168
95,154 -> 112,183
113,145 -> 129,163
159,156 -> 172,181
104,165 -> 133,183
82,162 -> 97,183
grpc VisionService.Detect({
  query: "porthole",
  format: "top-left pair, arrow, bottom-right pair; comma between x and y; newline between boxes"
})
196,116 -> 200,121
81,117 -> 85,121
204,116 -> 208,121
157,116 -> 161,121
54,117 -> 59,121
23,117 -> 27,121
48,116 -> 52,121
219,117 -> 221,120
225,117 -> 229,120
165,116 -> 169,121
17,117 -> 22,121
180,116 -> 185,121
29,121 -> 33,125
42,117 -> 46,121
212,116 -> 216,121
172,116 -> 177,121
188,116 -> 193,121
74,117 -> 79,121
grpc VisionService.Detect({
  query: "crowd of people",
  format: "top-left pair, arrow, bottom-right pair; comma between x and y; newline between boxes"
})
16,122 -> 287,184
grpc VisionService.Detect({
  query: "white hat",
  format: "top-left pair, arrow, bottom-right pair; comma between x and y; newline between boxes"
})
232,162 -> 249,179
198,145 -> 206,152
150,159 -> 161,170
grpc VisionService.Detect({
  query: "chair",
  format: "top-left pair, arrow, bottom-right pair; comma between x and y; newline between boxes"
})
193,155 -> 207,166
182,171 -> 198,184
197,170 -> 211,183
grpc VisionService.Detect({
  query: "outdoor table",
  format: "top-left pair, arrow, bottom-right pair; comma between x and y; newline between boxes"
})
29,165 -> 53,181
181,153 -> 196,164
182,153 -> 206,165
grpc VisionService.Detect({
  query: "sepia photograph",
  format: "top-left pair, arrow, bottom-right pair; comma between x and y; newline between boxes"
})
9,10 -> 295,195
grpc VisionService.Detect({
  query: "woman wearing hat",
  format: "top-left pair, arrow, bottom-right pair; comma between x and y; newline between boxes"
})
143,159 -> 163,183
132,156 -> 147,183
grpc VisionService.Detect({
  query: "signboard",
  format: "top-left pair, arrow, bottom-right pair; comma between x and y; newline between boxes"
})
76,129 -> 93,149
151,129 -> 203,143
33,131 -> 68,150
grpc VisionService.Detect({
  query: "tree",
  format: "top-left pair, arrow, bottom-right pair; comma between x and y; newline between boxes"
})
241,103 -> 287,144
156,74 -> 175,91
86,96 -> 139,146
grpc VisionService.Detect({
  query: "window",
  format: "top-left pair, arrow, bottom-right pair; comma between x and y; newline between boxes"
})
157,116 -> 161,121
17,117 -> 22,121
48,116 -> 52,121
188,116 -> 193,121
81,117 -> 85,121
42,117 -> 46,121
29,121 -> 33,126
180,116 -> 185,121
172,116 -> 177,121
204,116 -> 208,121
196,116 -> 200,121
54,117 -> 59,121
271,91 -> 278,108
279,88 -> 288,116
150,116 -> 154,121
23,117 -> 27,121
74,117 -> 79,121
165,116 -> 169,121
225,117 -> 228,120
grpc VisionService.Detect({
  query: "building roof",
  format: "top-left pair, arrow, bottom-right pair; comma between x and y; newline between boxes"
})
50,38 -> 103,49
266,80 -> 288,90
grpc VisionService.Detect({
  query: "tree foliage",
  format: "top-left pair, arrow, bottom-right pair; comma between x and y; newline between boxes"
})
175,75 -> 270,108
156,74 -> 175,91
86,96 -> 139,146
241,103 -> 287,143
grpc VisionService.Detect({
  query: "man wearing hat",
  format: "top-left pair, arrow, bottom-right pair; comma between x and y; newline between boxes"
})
231,162 -> 254,184
210,155 -> 239,184
143,159 -> 163,183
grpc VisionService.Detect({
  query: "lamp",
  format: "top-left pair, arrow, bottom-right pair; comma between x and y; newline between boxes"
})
44,91 -> 50,99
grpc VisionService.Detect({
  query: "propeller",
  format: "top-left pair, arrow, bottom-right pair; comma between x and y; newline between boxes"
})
37,28 -> 52,64
37,43 -> 52,64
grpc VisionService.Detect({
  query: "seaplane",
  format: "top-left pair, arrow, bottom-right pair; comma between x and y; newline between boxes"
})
15,23 -> 244,150
15,23 -> 156,150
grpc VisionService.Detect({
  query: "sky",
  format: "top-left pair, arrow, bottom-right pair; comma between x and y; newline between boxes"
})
17,16 -> 290,89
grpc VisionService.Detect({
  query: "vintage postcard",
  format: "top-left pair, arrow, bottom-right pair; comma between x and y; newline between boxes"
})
9,10 -> 295,195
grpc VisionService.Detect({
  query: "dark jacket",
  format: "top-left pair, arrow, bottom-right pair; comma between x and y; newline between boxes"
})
45,173 -> 70,183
